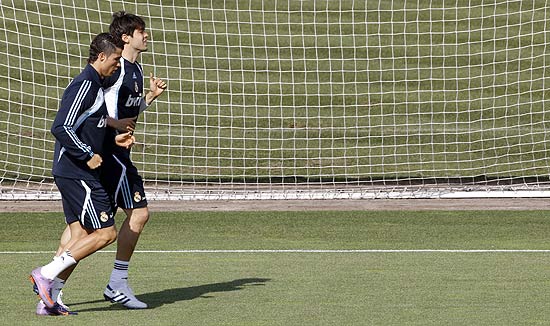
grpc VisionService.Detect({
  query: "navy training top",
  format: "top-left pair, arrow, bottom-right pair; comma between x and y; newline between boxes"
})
103,57 -> 145,163
51,64 -> 109,180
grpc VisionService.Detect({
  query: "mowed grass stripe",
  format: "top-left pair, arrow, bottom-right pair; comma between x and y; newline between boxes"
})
3,249 -> 550,254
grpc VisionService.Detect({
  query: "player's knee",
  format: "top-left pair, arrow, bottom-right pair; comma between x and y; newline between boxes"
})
106,227 -> 118,244
96,227 -> 118,246
128,209 -> 149,233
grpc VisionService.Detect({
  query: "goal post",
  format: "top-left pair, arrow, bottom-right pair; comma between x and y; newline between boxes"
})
1,0 -> 550,200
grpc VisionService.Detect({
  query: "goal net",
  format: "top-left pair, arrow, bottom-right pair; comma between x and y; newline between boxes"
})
1,0 -> 550,200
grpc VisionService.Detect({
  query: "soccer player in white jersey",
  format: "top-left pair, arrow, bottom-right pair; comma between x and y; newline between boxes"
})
100,11 -> 167,309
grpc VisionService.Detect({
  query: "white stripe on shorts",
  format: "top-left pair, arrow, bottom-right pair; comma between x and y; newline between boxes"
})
79,180 -> 100,229
111,154 -> 133,209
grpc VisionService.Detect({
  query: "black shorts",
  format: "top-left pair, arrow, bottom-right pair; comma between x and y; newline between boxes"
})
101,153 -> 148,210
55,177 -> 116,230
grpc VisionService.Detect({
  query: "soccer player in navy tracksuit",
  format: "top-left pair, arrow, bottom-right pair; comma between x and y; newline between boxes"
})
29,33 -> 134,316
41,12 -> 167,311
100,11 -> 167,309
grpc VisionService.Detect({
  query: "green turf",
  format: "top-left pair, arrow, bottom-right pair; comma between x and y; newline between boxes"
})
2,210 -> 550,325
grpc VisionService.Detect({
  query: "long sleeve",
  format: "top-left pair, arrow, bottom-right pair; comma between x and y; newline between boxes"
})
50,79 -> 95,162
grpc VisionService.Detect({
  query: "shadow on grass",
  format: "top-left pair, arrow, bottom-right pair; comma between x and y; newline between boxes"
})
70,278 -> 271,312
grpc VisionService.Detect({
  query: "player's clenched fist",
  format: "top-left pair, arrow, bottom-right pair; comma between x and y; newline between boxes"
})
87,154 -> 103,169
150,72 -> 167,91
145,73 -> 167,105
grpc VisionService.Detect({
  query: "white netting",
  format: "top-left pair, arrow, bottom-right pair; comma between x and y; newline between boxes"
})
1,0 -> 550,200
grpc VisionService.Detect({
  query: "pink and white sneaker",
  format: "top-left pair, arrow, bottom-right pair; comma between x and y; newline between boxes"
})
36,300 -> 77,316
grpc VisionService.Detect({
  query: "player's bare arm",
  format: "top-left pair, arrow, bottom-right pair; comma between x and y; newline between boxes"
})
144,72 -> 167,105
107,116 -> 137,133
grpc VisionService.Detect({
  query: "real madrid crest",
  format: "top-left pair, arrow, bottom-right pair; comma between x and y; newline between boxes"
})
100,211 -> 109,222
134,192 -> 142,202
134,81 -> 139,93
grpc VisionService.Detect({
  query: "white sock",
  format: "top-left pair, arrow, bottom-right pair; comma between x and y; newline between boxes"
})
40,251 -> 77,280
109,260 -> 129,287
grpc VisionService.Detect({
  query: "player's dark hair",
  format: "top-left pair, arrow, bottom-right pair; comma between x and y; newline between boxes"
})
88,33 -> 124,64
110,11 -> 146,40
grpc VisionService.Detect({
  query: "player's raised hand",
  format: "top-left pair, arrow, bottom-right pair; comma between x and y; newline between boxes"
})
115,131 -> 136,149
87,153 -> 102,169
147,72 -> 167,100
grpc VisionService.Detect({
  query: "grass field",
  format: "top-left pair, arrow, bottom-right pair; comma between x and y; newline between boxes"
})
2,209 -> 550,325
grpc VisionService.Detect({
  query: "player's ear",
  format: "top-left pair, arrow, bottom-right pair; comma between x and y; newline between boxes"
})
97,52 -> 107,62
121,33 -> 131,44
